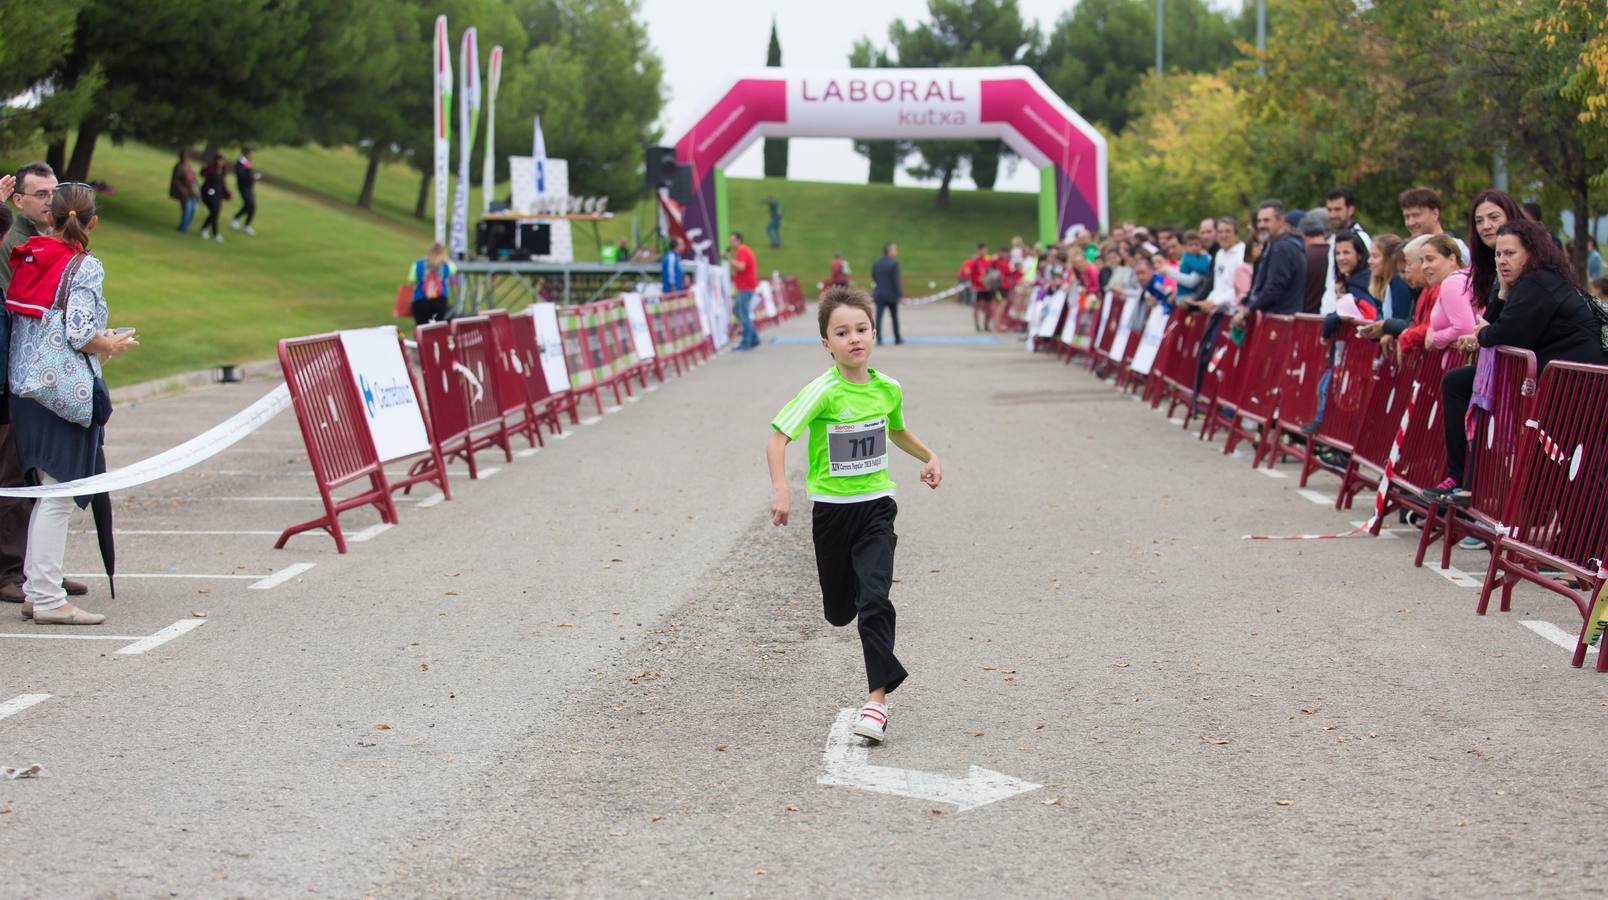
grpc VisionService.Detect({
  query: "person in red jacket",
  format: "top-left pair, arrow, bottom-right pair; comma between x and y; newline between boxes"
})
962,243 -> 999,332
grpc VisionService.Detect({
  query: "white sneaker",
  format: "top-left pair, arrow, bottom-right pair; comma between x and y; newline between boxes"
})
214,233 -> 225,243
230,218 -> 241,230
852,702 -> 889,743
199,226 -> 210,239
243,225 -> 256,236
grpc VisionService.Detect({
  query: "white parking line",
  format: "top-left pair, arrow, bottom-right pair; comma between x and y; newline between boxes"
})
116,620 -> 207,655
346,523 -> 393,543
579,416 -> 601,426
0,694 -> 50,722
1257,468 -> 1288,480
249,563 -> 317,590
625,395 -> 642,404
554,430 -> 574,440
476,467 -> 502,479
645,384 -> 660,392
416,493 -> 445,509
516,447 -> 540,458
1431,565 -> 1481,588
1297,489 -> 1335,506
1521,620 -> 1596,655
603,405 -> 624,414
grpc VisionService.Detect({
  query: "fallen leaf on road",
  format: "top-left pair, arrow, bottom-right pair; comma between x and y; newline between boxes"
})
1469,749 -> 1486,758
716,744 -> 730,751
0,806 -> 11,814
610,558 -> 623,563
1089,550 -> 1103,556
786,805 -> 798,812
1299,708 -> 1317,716
1041,796 -> 1063,806
1455,820 -> 1466,827
559,623 -> 576,628
755,869 -> 765,876
1274,799 -> 1295,806
650,815 -> 663,822
196,588 -> 210,594
419,663 -> 430,672
1199,736 -> 1232,745
373,724 -> 391,730
444,591 -> 460,597
973,731 -> 984,737
608,831 -> 625,837
930,809 -> 943,817
1111,661 -> 1130,668
190,611 -> 207,618
1035,724 -> 1046,731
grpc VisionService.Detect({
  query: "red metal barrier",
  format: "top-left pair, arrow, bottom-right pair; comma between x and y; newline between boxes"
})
485,310 -> 543,449
1196,321 -> 1247,442
1307,329 -> 1387,490
1265,314 -> 1328,470
1339,348 -> 1468,525
558,300 -> 624,416
414,321 -> 501,479
1091,291 -> 1122,373
448,316 -> 518,467
390,333 -> 452,502
1476,361 -> 1608,669
1150,307 -> 1210,418
1201,314 -> 1290,464
1415,347 -> 1537,569
276,334 -> 397,553
509,310 -> 571,435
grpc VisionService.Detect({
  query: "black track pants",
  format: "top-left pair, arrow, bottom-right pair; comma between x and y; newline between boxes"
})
812,496 -> 907,694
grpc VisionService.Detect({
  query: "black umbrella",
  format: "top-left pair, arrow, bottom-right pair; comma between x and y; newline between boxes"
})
89,445 -> 113,600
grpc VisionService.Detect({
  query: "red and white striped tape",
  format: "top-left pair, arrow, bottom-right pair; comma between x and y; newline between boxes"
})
1525,418 -> 1569,465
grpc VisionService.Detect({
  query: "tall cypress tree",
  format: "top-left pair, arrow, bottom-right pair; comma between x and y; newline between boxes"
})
762,19 -> 788,179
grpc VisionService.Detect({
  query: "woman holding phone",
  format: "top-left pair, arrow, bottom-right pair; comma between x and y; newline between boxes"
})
5,183 -> 137,624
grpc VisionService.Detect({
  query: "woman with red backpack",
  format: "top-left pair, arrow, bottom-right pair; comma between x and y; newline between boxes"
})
409,242 -> 455,325
5,183 -> 137,625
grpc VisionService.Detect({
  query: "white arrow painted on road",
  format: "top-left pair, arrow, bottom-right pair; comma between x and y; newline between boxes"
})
451,362 -> 485,404
816,708 -> 1042,812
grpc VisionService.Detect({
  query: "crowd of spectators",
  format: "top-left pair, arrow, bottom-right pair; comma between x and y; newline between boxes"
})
984,184 -> 1608,538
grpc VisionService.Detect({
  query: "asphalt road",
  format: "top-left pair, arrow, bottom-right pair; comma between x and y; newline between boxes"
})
0,301 -> 1603,898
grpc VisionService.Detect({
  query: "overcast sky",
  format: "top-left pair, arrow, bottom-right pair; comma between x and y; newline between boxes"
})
639,0 -> 1242,193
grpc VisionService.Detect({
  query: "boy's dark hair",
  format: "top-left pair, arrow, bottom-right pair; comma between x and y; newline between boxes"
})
14,161 -> 53,194
1398,186 -> 1441,211
1183,229 -> 1200,244
1593,277 -> 1608,294
817,285 -> 875,337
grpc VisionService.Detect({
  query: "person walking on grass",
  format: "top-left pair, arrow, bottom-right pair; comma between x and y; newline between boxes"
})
766,286 -> 943,744
230,146 -> 259,235
198,153 -> 230,242
169,149 -> 198,234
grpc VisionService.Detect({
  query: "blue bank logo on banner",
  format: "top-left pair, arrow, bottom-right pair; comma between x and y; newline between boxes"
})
357,372 -> 417,420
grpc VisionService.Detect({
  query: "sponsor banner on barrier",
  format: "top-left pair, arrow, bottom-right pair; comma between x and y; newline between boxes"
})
1128,306 -> 1169,375
1033,288 -> 1067,339
1108,293 -> 1139,361
0,385 -> 291,498
530,302 -> 572,394
694,259 -> 731,350
756,280 -> 778,318
623,293 -> 656,360
339,326 -> 432,463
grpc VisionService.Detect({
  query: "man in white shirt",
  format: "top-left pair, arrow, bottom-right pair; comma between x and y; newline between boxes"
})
1191,215 -> 1246,406
1320,187 -> 1373,314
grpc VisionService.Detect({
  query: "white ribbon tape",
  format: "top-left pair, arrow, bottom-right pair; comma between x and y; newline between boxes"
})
904,284 -> 967,307
0,384 -> 291,498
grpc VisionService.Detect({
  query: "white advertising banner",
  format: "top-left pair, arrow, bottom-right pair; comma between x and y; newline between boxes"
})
694,260 -> 731,350
1034,288 -> 1067,338
1128,306 -> 1170,375
1108,293 -> 1139,361
622,293 -> 656,360
755,279 -> 778,318
529,302 -> 571,394
338,326 -> 431,463
507,156 -> 572,263
1060,289 -> 1085,345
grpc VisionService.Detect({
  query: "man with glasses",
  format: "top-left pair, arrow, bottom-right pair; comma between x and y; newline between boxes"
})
0,162 -> 89,605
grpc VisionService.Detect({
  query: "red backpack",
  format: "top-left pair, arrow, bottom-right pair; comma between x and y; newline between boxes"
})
6,236 -> 79,318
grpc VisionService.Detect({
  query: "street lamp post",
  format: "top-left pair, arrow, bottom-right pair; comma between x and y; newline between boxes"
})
1156,0 -> 1164,76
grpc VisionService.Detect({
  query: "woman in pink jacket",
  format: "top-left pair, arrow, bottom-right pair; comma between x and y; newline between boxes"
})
1420,234 -> 1475,349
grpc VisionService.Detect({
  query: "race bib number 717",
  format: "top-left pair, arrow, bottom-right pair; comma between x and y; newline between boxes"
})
827,417 -> 888,477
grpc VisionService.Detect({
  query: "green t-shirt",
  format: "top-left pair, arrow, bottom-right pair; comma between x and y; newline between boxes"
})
772,366 -> 905,503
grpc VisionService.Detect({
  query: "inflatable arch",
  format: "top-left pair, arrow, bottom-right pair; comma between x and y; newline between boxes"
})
670,66 -> 1107,260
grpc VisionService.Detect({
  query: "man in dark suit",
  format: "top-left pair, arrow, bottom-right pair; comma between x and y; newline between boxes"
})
871,243 -> 903,345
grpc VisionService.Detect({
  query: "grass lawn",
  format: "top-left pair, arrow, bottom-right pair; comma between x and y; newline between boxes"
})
0,141 -> 1036,386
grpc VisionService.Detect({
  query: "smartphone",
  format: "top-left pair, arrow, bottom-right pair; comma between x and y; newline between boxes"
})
112,327 -> 136,336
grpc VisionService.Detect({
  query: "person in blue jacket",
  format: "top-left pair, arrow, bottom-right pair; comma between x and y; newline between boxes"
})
661,235 -> 686,293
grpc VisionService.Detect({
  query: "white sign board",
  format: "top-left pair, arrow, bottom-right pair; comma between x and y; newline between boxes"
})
338,326 -> 431,463
756,280 -> 778,318
622,293 -> 656,360
1128,306 -> 1170,375
507,156 -> 572,263
1060,289 -> 1086,345
694,260 -> 731,350
1108,293 -> 1139,361
529,302 -> 571,394
1034,288 -> 1067,339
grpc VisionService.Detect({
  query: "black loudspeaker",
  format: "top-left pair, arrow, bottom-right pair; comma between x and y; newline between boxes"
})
644,145 -> 678,192
669,165 -> 693,206
476,219 -> 516,259
517,222 -> 552,258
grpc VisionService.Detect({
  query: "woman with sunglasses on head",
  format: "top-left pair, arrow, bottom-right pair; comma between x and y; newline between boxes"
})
4,183 -> 137,624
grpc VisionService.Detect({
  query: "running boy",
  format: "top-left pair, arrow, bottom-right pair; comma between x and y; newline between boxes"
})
766,286 -> 942,744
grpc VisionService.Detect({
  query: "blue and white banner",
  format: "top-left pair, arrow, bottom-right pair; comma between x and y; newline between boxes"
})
339,326 -> 431,462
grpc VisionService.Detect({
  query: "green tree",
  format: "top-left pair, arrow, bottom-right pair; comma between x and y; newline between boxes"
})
1109,72 -> 1257,225
847,38 -> 905,184
873,0 -> 1041,206
0,0 -> 97,157
1040,0 -> 1241,134
763,19 -> 787,179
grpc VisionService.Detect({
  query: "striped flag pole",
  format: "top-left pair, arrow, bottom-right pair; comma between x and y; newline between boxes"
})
481,46 -> 502,214
450,27 -> 480,259
432,15 -> 452,246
